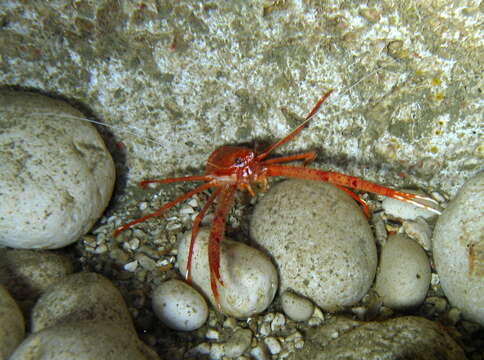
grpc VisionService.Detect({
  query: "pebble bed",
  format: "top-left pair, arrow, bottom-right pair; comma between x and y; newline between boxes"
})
70,179 -> 482,360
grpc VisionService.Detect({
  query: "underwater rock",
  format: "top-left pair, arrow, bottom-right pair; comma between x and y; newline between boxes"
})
152,279 -> 208,331
9,320 -> 159,360
433,172 -> 484,326
280,290 -> 315,322
0,90 -> 115,249
0,285 -> 25,359
375,234 -> 431,310
31,272 -> 134,333
251,179 -> 377,311
298,316 -> 466,360
177,228 -> 278,318
0,249 -> 73,308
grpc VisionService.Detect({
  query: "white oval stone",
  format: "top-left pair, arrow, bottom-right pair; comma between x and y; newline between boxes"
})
250,180 -> 377,311
0,90 -> 115,249
152,279 -> 208,331
433,172 -> 484,325
281,291 -> 314,322
375,234 -> 431,310
177,228 -> 278,318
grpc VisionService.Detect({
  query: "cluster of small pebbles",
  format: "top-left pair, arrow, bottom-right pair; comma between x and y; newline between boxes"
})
1,91 -> 483,359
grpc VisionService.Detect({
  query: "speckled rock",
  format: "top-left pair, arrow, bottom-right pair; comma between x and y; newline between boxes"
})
31,272 -> 134,332
375,234 -> 431,310
293,316 -> 466,360
9,320 -> 159,360
0,249 -> 73,304
0,285 -> 25,360
223,327 -> 253,358
0,90 -> 115,249
250,180 -> 377,311
433,172 -> 484,325
281,291 -> 315,322
178,228 -> 278,318
152,279 -> 208,331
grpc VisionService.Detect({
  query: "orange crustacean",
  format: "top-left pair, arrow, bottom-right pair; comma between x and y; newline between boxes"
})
114,89 -> 441,308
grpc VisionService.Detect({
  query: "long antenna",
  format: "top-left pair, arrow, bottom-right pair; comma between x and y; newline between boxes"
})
30,113 -> 165,147
256,66 -> 384,161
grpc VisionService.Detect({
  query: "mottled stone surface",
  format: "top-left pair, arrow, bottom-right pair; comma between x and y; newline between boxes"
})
0,90 -> 115,249
251,180 -> 377,311
433,172 -> 484,325
0,1 -> 481,197
290,316 -> 467,360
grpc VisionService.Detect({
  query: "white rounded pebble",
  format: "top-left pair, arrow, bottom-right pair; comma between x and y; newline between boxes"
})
250,180 -> 377,311
381,189 -> 438,220
0,285 -> 25,359
403,217 -> 432,251
124,260 -> 139,272
205,328 -> 220,340
0,90 -> 115,249
250,343 -> 270,360
177,228 -> 278,318
152,279 -> 208,331
264,336 -> 282,354
433,172 -> 484,325
271,313 -> 286,332
375,234 -> 431,310
281,291 -> 315,322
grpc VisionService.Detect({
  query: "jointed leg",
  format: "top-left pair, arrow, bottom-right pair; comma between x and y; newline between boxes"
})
265,164 -> 441,214
208,184 -> 237,308
113,182 -> 216,237
140,175 -> 213,189
262,151 -> 316,166
185,187 -> 221,284
335,185 -> 370,217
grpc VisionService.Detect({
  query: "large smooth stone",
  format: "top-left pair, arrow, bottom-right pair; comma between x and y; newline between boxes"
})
296,316 -> 466,360
0,249 -> 73,301
0,90 -> 115,249
250,180 -> 377,311
31,272 -> 134,332
433,172 -> 484,325
177,228 -> 278,318
9,320 -> 159,360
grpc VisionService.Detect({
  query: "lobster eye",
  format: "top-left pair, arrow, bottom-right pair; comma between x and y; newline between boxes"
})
234,157 -> 243,166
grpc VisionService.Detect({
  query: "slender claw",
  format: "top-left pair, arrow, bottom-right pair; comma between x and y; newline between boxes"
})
393,194 -> 442,215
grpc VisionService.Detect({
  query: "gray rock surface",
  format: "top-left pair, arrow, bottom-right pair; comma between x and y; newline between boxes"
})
0,249 -> 73,304
0,285 -> 25,360
0,1 -> 480,197
31,272 -> 134,333
290,316 -> 466,360
251,179 -> 377,310
0,90 -> 115,249
433,172 -> 484,325
9,320 -> 159,360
